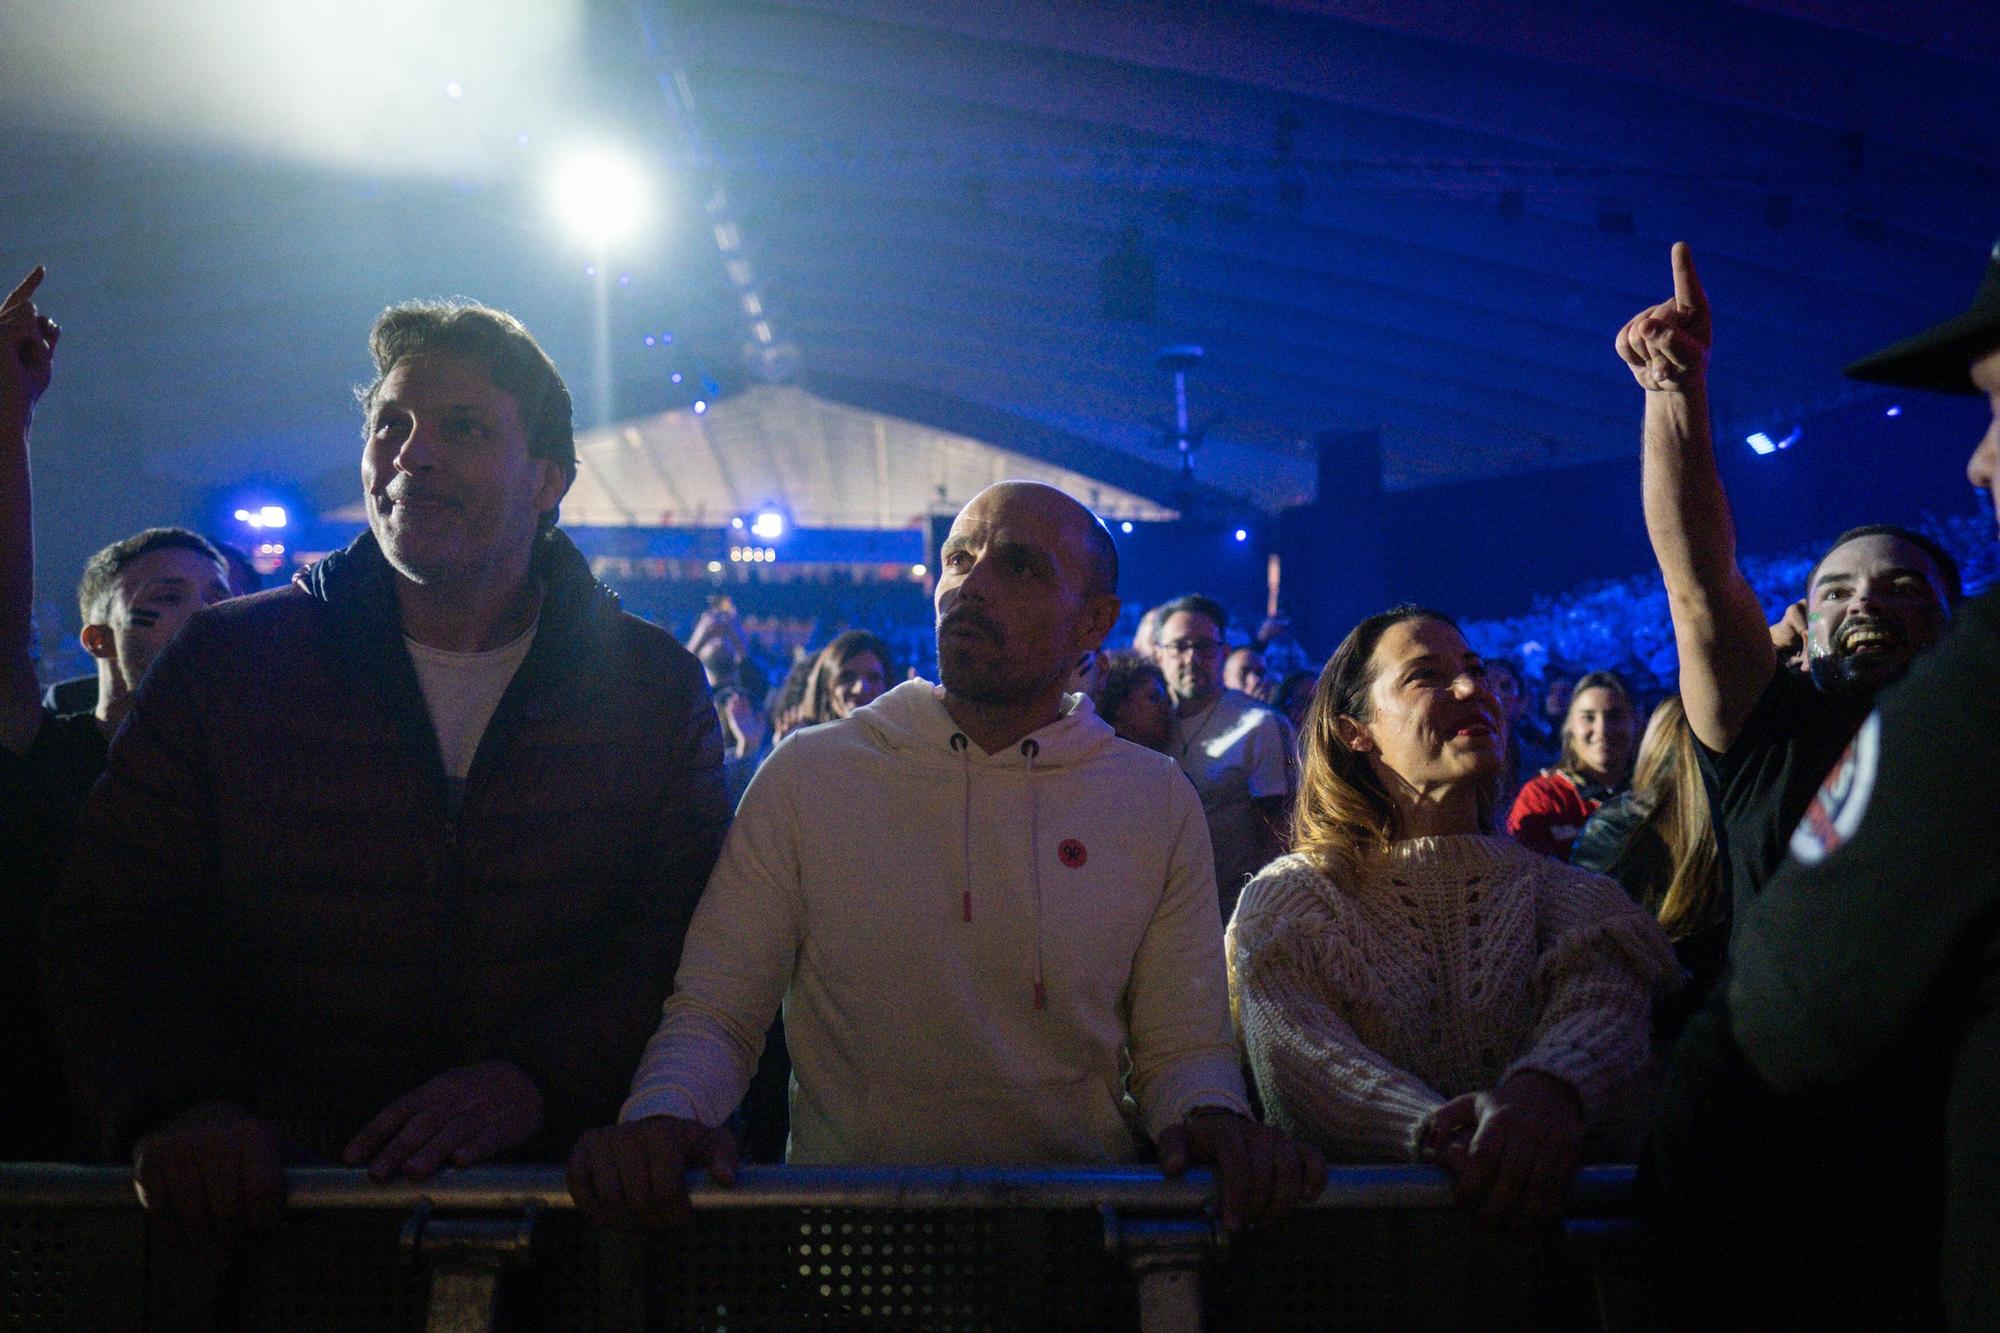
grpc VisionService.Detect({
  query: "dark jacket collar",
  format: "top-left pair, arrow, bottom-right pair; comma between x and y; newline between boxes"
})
302,527 -> 625,718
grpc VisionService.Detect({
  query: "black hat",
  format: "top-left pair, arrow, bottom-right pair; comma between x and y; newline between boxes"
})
1845,238 -> 2000,397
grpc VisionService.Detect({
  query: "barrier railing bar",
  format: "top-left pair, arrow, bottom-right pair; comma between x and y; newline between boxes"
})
0,1162 -> 1637,1215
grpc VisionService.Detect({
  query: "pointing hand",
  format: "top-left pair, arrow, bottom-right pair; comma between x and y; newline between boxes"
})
1614,243 -> 1711,393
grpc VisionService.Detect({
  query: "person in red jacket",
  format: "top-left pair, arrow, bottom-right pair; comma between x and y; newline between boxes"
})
1507,671 -> 1637,859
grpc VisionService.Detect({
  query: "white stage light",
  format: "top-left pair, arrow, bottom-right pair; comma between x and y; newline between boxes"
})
550,147 -> 648,247
750,510 -> 786,541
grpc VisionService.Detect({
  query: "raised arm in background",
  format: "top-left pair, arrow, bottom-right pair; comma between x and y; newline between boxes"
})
1616,244 -> 1775,754
1,267 -> 58,755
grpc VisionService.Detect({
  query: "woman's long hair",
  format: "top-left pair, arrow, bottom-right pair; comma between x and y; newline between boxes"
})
1611,696 -> 1720,941
1556,669 -> 1637,786
1291,605 -> 1497,884
800,629 -> 895,725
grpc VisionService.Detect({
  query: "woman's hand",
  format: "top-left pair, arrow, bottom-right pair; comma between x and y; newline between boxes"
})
1427,1071 -> 1585,1230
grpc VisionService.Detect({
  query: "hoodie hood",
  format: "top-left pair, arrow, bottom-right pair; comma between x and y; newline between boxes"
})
850,678 -> 1120,769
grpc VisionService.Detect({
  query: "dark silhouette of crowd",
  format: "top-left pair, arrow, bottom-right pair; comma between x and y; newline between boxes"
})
4,234 -> 1997,1329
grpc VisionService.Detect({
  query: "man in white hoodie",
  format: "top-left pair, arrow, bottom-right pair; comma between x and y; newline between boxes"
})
571,480 -> 1324,1231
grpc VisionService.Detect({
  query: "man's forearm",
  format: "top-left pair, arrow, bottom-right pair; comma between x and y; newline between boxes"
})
0,412 -> 40,754
1640,385 -> 1739,596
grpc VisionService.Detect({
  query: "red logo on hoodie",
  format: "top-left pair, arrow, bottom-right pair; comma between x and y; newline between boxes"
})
1058,839 -> 1087,869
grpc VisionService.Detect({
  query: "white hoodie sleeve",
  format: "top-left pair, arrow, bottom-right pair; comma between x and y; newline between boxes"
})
1125,764 -> 1252,1139
619,745 -> 806,1127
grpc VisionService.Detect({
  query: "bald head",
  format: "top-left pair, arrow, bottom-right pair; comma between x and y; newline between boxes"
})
956,481 -> 1118,598
934,481 -> 1124,711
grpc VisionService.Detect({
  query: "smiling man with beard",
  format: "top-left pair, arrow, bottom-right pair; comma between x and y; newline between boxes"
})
43,300 -> 727,1251
1614,244 -> 1958,933
570,481 -> 1324,1235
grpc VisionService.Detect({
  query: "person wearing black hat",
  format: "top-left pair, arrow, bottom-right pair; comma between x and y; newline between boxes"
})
1641,240 -> 2000,1328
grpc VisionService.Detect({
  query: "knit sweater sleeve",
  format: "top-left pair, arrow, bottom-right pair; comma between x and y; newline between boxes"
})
1228,860 -> 1447,1161
619,741 -> 806,1128
1502,860 -> 1681,1125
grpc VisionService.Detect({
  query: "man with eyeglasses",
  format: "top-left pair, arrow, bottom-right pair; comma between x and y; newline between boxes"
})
1152,594 -> 1295,918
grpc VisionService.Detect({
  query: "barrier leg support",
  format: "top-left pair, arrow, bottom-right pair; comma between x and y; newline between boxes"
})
1104,1209 -> 1218,1333
399,1202 -> 539,1333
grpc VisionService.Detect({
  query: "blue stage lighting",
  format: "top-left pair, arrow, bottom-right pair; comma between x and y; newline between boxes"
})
1234,528 -> 1248,542
750,509 -> 785,541
1120,521 -> 1134,534
1886,405 -> 1903,417
1746,427 -> 1800,456
232,504 -> 289,530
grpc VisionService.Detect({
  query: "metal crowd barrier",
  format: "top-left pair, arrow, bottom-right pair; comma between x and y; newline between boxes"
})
0,1162 -> 1646,1331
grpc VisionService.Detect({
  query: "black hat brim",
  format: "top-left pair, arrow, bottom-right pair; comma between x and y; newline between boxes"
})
1844,307 -> 2000,396
1844,252 -> 2000,397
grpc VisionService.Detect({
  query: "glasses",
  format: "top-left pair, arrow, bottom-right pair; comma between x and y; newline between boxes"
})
1158,638 -> 1224,657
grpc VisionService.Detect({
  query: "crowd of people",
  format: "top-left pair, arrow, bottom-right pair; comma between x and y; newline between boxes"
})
2,234 -> 1996,1327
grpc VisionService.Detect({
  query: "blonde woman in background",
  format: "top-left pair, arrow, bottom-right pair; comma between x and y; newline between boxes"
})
1570,696 -> 1725,1039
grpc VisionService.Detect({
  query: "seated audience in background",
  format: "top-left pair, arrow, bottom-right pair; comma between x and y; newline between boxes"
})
1627,239 -> 1991,1329
1222,643 -> 1269,701
799,629 -> 893,727
1130,603 -> 1162,661
1271,669 -> 1317,735
1507,671 -> 1636,859
1619,242 -> 1958,930
1569,696 -> 1724,1036
1251,613 -> 1313,677
1155,592 -> 1294,916
1229,606 -> 1676,1229
570,481 -> 1323,1233
1509,665 -> 1570,773
1095,648 -> 1172,751
1484,657 -> 1531,807
43,298 -> 728,1245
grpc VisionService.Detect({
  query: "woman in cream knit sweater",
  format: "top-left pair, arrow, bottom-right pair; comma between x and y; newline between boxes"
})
1229,605 -> 1678,1227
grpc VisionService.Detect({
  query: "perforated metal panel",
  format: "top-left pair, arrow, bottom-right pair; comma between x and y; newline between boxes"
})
225,1213 -> 428,1332
1207,1211 -> 1587,1331
648,1207 -> 1136,1331
1,1208 -> 145,1328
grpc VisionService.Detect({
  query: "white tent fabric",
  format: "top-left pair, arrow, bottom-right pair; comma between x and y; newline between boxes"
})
560,385 -> 1177,530
331,384 -> 1175,529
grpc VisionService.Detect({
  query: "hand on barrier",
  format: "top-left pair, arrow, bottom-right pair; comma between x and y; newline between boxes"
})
1431,1071 -> 1585,1231
1615,243 -> 1711,394
1,266 -> 59,424
132,1101 -> 287,1256
1157,1108 -> 1328,1232
343,1060 -> 545,1182
567,1113 -> 740,1231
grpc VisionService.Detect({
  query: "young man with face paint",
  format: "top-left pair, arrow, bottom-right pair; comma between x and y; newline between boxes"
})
1638,241 -> 2000,1328
570,482 -> 1325,1235
0,272 -> 233,1159
42,299 -> 727,1251
1616,243 -> 1958,933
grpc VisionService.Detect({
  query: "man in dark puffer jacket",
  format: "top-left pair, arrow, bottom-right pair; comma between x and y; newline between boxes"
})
42,300 -> 728,1246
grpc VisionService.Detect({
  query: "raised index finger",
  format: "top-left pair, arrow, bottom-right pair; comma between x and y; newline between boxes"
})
1670,242 -> 1706,314
1,267 -> 45,317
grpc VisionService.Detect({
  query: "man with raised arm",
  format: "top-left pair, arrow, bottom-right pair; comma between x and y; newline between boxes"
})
1635,240 -> 1999,1328
1615,243 -> 1957,934
42,299 -> 728,1247
570,482 -> 1324,1233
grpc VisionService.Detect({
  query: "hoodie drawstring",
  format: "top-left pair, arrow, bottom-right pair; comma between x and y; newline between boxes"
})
950,732 -> 972,923
1021,738 -> 1046,1011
